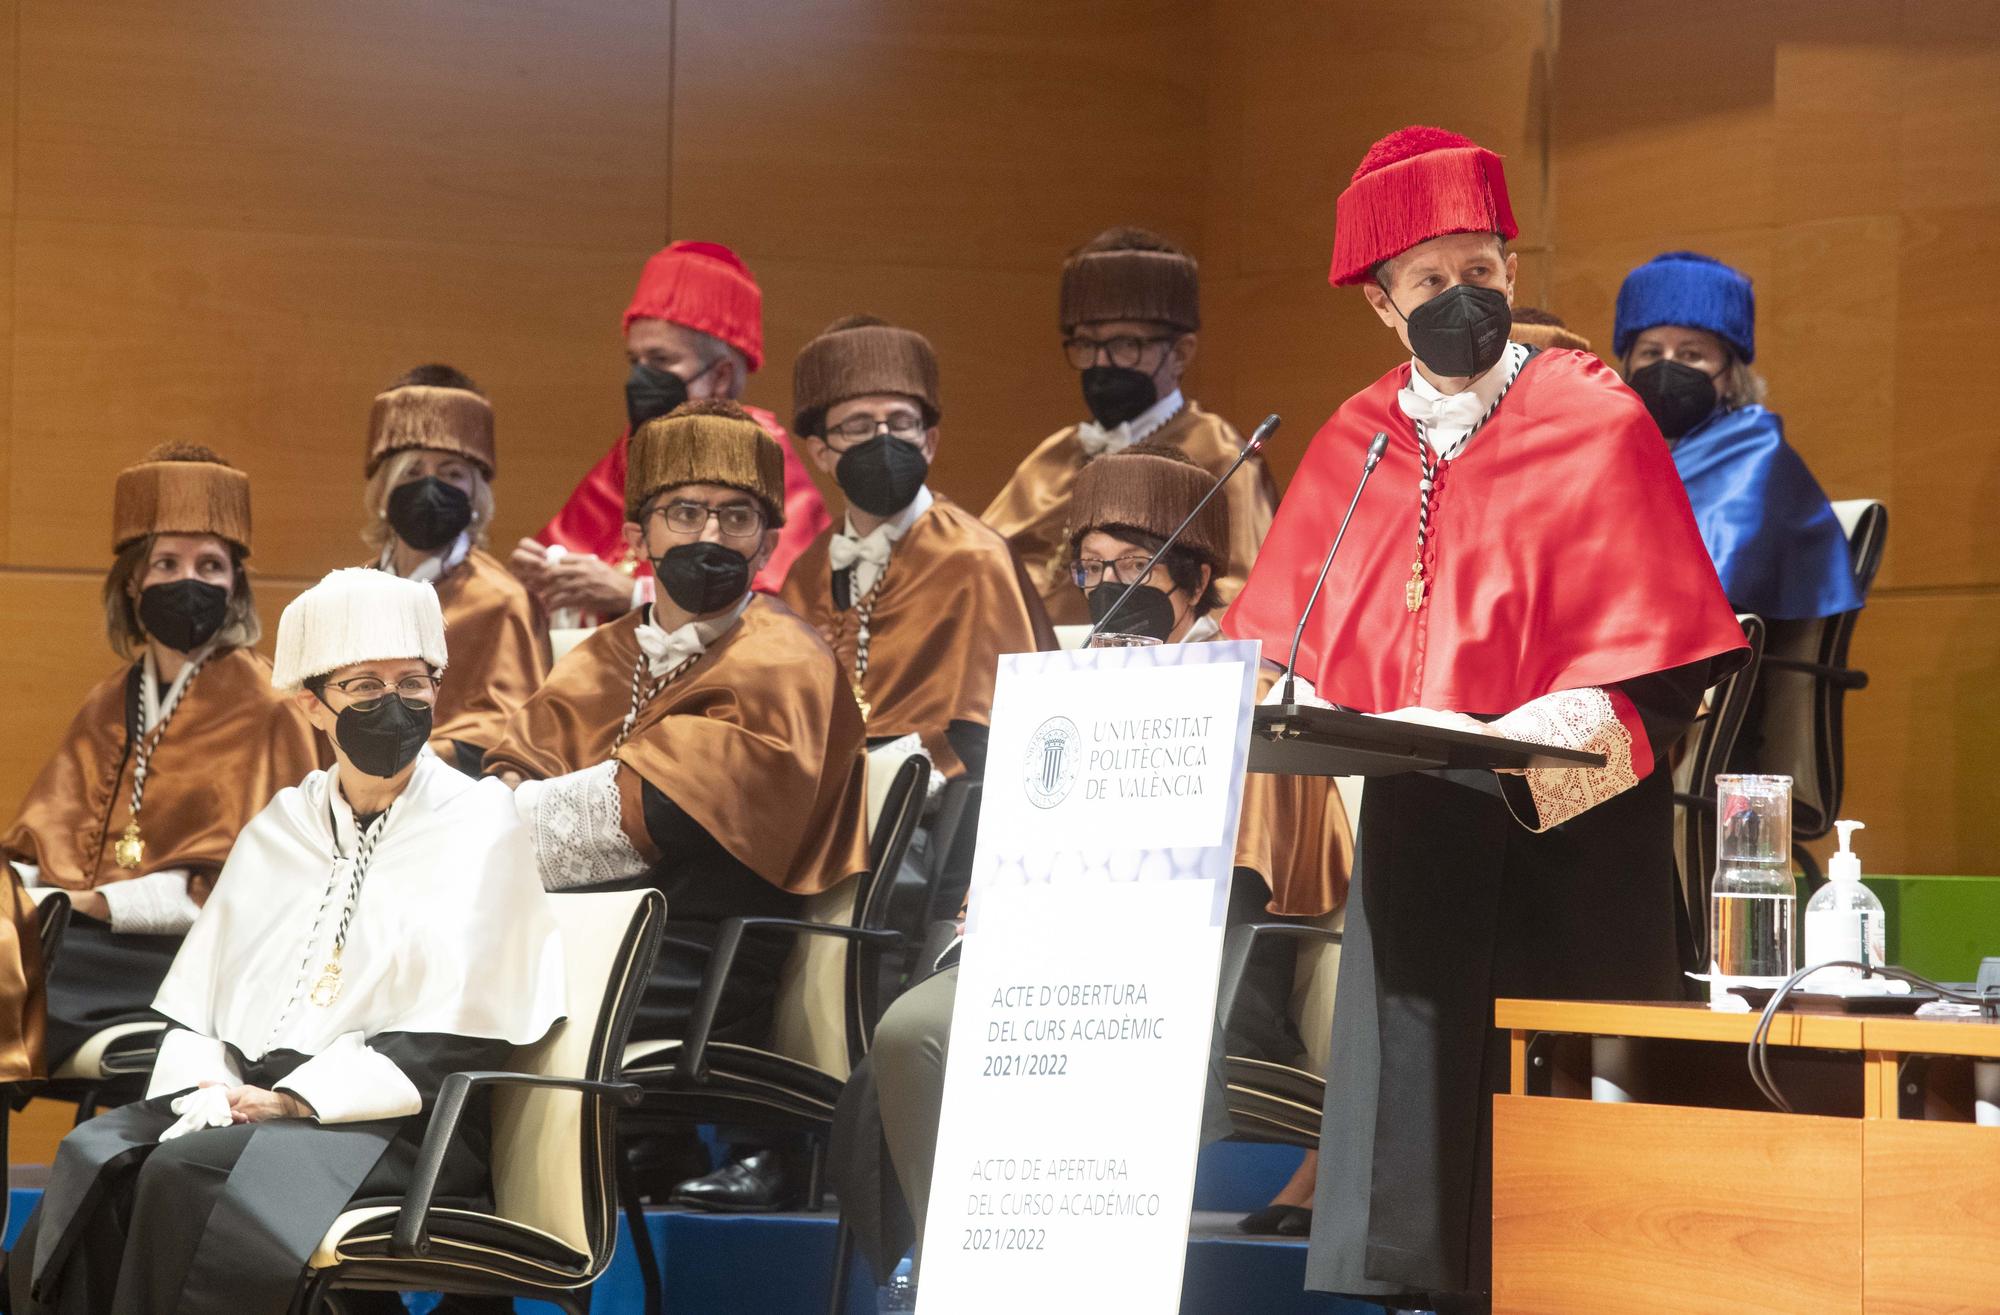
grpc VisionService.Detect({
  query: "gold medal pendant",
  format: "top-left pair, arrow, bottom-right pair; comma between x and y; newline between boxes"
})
1405,561 -> 1427,613
309,960 -> 343,1008
854,686 -> 872,721
113,822 -> 145,870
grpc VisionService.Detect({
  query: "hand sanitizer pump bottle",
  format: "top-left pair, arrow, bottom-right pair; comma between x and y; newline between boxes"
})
1804,820 -> 1885,982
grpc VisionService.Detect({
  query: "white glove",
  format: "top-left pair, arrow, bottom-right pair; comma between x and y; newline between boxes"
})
159,1084 -> 233,1142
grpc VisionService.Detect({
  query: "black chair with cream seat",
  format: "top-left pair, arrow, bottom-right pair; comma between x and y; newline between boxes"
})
291,887 -> 665,1315
1216,910 -> 1345,1149
1671,612 -> 1767,977
614,753 -> 932,1315
1215,777 -> 1358,1165
1729,498 -> 1887,879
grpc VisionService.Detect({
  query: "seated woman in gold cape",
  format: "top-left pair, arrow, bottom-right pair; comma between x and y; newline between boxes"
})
358,364 -> 550,773
1,444 -> 319,1074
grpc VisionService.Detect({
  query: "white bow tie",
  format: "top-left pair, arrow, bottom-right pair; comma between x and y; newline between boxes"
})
828,527 -> 893,573
633,621 -> 706,677
1396,386 -> 1487,432
1075,420 -> 1138,459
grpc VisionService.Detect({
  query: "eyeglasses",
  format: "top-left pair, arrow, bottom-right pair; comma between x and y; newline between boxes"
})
649,500 -> 767,539
1071,555 -> 1157,589
324,674 -> 442,701
1062,334 -> 1178,371
824,412 -> 926,445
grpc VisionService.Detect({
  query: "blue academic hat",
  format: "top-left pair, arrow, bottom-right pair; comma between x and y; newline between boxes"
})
1612,251 -> 1756,363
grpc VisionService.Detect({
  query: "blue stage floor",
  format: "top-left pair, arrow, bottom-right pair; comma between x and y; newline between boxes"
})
5,1143 -> 1374,1313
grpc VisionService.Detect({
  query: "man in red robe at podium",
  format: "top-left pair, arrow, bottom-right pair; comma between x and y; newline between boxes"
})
1222,126 -> 1749,1313
509,240 -> 829,617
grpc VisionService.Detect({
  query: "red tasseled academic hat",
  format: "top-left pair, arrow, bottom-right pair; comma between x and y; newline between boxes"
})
1327,126 -> 1518,287
621,240 -> 766,372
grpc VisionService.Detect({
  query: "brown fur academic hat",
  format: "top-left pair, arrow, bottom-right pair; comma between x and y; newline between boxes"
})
791,315 -> 942,438
1059,226 -> 1201,333
1509,306 -> 1593,354
626,399 -> 787,526
112,442 -> 252,553
1066,440 -> 1228,576
366,385 -> 497,479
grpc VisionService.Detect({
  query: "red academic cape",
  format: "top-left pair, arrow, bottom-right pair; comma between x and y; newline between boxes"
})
535,403 -> 830,594
1224,348 -> 1747,713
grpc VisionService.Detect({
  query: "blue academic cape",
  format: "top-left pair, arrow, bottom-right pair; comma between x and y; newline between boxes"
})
1672,404 -> 1863,620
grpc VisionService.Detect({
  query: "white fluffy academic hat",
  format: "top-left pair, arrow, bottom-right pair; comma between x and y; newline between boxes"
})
272,568 -> 449,692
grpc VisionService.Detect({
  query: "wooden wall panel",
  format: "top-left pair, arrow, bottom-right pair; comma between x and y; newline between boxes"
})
1836,591 -> 2000,878
6,218 -> 640,576
12,0 -> 674,248
1200,0 -> 1552,282
669,0 -> 1206,276
1889,202 -> 2000,591
667,0 -> 1210,515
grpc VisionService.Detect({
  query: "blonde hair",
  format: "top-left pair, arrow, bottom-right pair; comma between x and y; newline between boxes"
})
1717,356 -> 1768,410
102,534 -> 261,660
360,447 -> 495,554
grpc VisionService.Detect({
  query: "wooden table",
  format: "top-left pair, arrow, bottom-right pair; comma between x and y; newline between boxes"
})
1492,999 -> 2000,1315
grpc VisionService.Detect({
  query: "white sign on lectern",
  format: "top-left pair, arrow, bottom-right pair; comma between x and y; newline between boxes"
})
918,640 -> 1259,1314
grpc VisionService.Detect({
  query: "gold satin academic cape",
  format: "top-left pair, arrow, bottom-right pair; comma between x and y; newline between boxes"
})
485,596 -> 871,895
1232,666 -> 1353,918
1,646 -> 321,900
982,402 -> 1278,626
779,495 -> 1055,778
392,547 -> 550,752
0,871 -> 45,1081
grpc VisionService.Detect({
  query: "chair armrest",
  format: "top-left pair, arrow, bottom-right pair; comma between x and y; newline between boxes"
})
675,917 -> 903,1085
1215,922 -> 1343,1040
390,1070 -> 641,1258
1759,655 -> 1869,690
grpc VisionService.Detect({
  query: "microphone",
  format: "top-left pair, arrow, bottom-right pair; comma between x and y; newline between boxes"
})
1084,413 -> 1280,645
1279,430 -> 1389,706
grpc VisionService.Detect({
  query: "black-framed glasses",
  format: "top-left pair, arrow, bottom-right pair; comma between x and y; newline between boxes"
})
1071,555 -> 1157,589
649,500 -> 766,539
1062,334 -> 1178,371
324,674 -> 442,701
824,412 -> 926,445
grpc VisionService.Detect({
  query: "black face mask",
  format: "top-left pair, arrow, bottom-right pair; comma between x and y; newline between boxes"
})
386,476 -> 473,552
626,361 -> 691,431
1397,283 -> 1513,379
1080,365 -> 1158,429
1086,581 -> 1179,642
1627,359 -> 1720,440
327,695 -> 433,780
138,579 -> 230,653
653,541 -> 752,614
834,435 -> 930,518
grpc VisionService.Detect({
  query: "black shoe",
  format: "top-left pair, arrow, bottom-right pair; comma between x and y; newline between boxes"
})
668,1149 -> 795,1213
1237,1203 -> 1312,1236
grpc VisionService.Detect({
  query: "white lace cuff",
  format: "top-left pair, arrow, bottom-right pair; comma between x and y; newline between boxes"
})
100,868 -> 202,935
516,761 -> 651,891
1491,687 -> 1639,832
